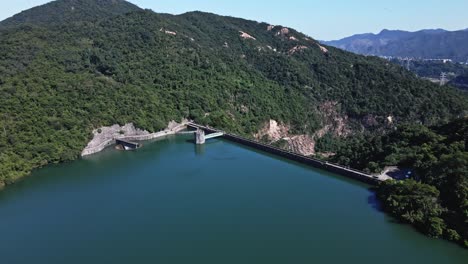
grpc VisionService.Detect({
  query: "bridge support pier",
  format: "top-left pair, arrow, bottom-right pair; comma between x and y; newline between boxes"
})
195,129 -> 206,144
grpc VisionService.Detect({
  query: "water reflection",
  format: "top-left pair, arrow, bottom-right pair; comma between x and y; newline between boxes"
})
195,144 -> 206,155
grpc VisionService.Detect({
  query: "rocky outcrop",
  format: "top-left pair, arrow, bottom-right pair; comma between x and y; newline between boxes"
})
160,28 -> 177,36
276,27 -> 290,36
239,31 -> 256,40
254,120 -> 289,141
287,135 -> 316,156
318,101 -> 350,137
254,119 -> 315,155
288,45 -> 308,55
317,44 -> 328,53
254,102 -> 350,156
289,36 -> 299,41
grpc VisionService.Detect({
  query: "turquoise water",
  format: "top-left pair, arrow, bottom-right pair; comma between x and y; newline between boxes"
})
0,135 -> 466,263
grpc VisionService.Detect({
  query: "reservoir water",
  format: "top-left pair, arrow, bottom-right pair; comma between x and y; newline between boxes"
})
0,135 -> 466,263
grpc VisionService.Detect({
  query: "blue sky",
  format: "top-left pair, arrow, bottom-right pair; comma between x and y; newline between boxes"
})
1,0 -> 467,40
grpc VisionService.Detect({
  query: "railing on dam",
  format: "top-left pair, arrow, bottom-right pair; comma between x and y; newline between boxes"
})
187,122 -> 381,185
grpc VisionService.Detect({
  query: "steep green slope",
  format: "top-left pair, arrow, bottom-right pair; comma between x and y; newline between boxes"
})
0,1 -> 467,187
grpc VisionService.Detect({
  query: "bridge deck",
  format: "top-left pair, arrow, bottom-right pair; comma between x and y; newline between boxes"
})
205,132 -> 224,139
176,131 -> 196,134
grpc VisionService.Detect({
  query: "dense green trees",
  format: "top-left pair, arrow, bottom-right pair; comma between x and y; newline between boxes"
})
395,59 -> 468,79
330,118 -> 468,246
378,180 -> 445,237
0,0 -> 140,28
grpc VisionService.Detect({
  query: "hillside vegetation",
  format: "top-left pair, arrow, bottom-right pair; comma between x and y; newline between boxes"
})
0,0 -> 467,190
330,118 -> 468,247
0,0 -> 140,27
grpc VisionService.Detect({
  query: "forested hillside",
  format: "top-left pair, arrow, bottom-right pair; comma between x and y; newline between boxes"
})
330,118 -> 468,247
0,0 -> 467,188
0,0 -> 140,27
450,73 -> 468,91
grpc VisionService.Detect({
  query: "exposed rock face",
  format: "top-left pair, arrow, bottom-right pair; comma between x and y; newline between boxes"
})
159,28 -> 177,36
81,123 -> 150,156
317,44 -> 328,53
81,120 -> 188,156
267,25 -> 275,31
288,45 -> 308,55
318,101 -> 350,137
239,31 -> 256,40
255,119 -> 289,141
387,115 -> 394,125
254,119 -> 315,155
280,27 -> 290,35
289,36 -> 299,41
88,123 -> 149,146
254,102 -> 350,156
287,135 -> 316,156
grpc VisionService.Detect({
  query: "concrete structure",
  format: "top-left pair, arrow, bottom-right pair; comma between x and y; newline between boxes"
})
115,139 -> 140,150
193,128 -> 224,144
187,122 -> 383,185
205,132 -> 224,140
81,123 -> 188,156
195,129 -> 206,144
83,121 -> 385,185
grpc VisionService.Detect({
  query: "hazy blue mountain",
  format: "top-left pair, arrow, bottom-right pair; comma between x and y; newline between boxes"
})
323,28 -> 468,62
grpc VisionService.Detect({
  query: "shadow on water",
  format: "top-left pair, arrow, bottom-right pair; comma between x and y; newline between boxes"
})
366,187 -> 384,212
221,138 -> 375,188
366,187 -> 408,225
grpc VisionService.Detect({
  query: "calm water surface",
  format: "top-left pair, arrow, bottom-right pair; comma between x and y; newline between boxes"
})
0,135 -> 467,263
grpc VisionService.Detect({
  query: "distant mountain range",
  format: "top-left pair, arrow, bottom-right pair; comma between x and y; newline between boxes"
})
322,28 -> 468,62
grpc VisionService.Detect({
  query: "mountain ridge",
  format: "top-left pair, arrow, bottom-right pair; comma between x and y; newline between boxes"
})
0,0 -> 141,28
323,28 -> 468,62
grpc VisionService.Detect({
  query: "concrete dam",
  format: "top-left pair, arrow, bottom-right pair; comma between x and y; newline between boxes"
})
186,122 -> 382,185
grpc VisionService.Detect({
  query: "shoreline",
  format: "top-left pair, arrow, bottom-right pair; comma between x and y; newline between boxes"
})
81,121 -> 188,156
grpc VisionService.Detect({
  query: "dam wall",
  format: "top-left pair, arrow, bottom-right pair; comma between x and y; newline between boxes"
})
223,133 -> 380,185
187,123 -> 380,185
